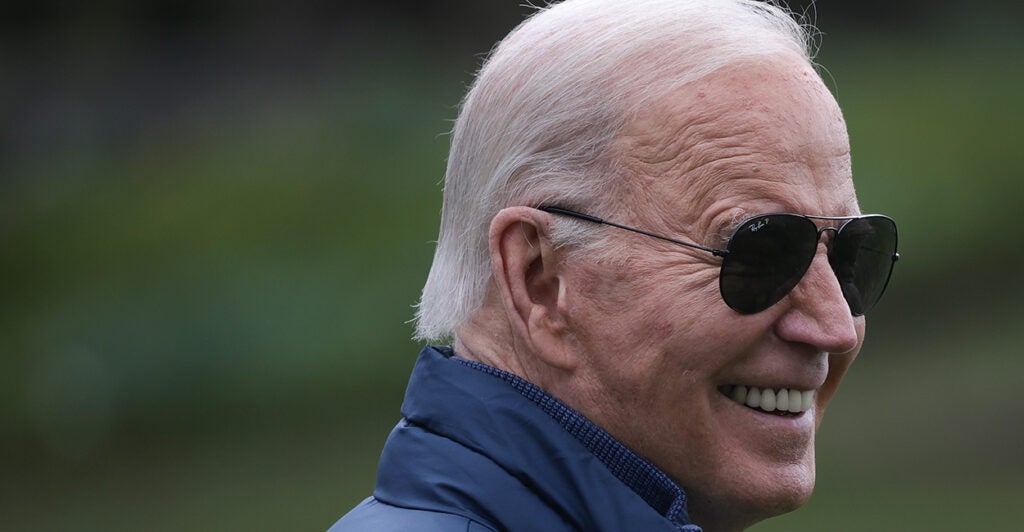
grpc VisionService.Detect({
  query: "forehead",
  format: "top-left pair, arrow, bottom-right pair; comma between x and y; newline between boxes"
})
613,55 -> 857,230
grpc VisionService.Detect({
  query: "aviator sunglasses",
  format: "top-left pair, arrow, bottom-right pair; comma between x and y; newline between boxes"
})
538,206 -> 899,316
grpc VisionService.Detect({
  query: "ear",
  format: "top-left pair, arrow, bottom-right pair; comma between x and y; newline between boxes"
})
488,207 -> 575,371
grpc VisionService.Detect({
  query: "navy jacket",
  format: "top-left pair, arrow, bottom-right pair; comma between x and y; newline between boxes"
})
330,346 -> 702,531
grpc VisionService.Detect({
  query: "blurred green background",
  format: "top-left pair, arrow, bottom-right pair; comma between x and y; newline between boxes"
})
2,2 -> 1022,530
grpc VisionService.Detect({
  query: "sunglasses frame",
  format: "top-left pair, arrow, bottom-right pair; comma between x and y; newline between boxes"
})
537,205 -> 899,315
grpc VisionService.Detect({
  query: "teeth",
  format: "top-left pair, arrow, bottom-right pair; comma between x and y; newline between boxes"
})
802,390 -> 814,412
730,385 -> 748,404
723,385 -> 814,414
761,389 -> 776,412
745,386 -> 761,408
789,392 -> 803,413
776,389 -> 788,412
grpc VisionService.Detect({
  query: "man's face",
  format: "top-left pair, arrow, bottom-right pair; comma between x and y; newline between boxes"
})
560,56 -> 862,528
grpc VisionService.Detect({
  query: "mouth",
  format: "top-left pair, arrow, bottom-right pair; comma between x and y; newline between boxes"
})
718,385 -> 814,417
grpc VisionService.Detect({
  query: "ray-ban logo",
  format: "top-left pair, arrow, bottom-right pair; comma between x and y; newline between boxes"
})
750,218 -> 769,232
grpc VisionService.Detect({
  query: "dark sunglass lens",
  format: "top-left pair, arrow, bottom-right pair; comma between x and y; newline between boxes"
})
720,215 -> 818,313
830,216 -> 899,316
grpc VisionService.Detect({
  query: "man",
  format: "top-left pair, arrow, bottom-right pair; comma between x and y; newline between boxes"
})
333,0 -> 898,530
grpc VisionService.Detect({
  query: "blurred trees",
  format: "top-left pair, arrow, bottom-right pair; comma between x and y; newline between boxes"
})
2,2 -> 1021,530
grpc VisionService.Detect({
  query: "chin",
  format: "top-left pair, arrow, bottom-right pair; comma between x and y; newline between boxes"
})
759,473 -> 815,519
688,460 -> 816,531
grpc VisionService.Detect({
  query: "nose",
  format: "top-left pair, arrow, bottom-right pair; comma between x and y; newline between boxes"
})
774,245 -> 861,354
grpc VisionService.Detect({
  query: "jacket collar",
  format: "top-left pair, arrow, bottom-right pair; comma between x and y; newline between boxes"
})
382,345 -> 700,531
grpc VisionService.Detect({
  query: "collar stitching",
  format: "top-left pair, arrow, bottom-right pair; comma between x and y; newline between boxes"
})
452,354 -> 692,527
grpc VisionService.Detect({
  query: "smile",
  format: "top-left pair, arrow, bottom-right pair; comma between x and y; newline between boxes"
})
719,385 -> 814,416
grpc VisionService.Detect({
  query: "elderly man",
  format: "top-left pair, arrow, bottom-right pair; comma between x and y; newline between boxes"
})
333,0 -> 898,530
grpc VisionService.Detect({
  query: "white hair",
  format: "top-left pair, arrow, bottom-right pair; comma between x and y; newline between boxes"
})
414,0 -> 818,342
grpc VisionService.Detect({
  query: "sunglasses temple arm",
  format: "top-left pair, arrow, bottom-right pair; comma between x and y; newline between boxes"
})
538,206 -> 728,258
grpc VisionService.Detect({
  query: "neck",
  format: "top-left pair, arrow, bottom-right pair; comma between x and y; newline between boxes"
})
454,323 -> 530,380
455,307 -> 570,401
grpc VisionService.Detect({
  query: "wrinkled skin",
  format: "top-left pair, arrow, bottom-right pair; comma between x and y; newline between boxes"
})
556,55 -> 862,531
465,53 -> 863,532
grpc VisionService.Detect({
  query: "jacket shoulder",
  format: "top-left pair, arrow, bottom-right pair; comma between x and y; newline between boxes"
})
328,496 -> 495,532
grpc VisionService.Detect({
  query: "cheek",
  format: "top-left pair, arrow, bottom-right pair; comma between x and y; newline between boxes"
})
565,249 -> 726,383
637,287 -> 722,351
648,313 -> 678,340
569,255 -> 654,321
580,271 -> 715,352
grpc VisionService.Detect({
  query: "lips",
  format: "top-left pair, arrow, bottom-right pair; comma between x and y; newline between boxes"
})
719,385 -> 814,416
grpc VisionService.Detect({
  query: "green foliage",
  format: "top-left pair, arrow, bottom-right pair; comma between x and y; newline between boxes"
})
2,34 -> 1021,531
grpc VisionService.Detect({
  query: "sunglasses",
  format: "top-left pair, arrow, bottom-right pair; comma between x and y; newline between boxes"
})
538,206 -> 899,316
